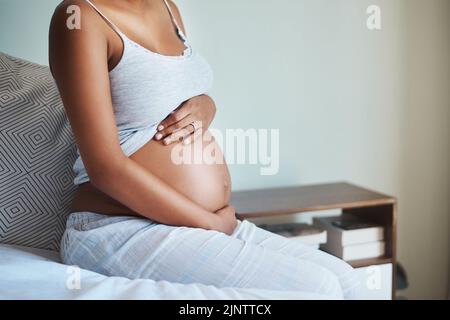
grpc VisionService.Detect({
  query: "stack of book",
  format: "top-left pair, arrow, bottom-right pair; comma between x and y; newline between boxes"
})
313,215 -> 385,261
258,223 -> 327,248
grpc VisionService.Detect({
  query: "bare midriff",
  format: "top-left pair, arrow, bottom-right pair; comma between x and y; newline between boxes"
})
70,130 -> 232,216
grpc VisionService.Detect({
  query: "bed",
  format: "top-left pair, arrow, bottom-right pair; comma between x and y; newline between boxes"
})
0,243 -> 335,300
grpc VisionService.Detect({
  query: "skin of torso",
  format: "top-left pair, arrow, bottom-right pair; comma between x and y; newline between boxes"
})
70,0 -> 232,215
72,133 -> 232,214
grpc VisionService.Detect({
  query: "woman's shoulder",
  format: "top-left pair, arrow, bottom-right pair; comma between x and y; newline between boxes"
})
51,0 -> 102,28
50,0 -> 108,49
49,0 -> 111,75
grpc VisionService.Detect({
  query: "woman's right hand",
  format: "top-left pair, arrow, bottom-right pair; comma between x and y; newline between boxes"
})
212,205 -> 238,235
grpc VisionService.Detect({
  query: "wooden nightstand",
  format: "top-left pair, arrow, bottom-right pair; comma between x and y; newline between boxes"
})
231,181 -> 397,299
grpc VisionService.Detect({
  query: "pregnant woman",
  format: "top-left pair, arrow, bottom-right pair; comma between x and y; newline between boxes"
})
50,0 -> 360,299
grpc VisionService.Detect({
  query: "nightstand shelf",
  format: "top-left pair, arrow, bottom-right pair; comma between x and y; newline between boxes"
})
349,256 -> 392,268
231,181 -> 397,299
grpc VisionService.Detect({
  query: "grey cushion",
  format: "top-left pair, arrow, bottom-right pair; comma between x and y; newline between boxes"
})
0,52 -> 77,251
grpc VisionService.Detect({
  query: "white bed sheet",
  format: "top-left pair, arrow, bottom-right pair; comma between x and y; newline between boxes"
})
0,244 -> 332,300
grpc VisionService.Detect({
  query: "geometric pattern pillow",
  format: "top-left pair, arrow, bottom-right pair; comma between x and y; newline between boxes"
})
0,52 -> 77,251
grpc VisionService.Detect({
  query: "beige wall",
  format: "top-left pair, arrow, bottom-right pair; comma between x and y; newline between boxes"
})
398,0 -> 450,299
1,0 -> 449,299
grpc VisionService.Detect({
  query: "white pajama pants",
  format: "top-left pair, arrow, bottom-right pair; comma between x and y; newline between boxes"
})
60,212 -> 362,299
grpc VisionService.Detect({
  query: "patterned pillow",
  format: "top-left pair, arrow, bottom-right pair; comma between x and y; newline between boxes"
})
0,52 -> 77,251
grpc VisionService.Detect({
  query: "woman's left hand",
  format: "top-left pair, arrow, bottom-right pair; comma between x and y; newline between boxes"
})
154,94 -> 216,145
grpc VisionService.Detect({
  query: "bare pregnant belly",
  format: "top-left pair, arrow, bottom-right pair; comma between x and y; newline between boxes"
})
70,130 -> 232,215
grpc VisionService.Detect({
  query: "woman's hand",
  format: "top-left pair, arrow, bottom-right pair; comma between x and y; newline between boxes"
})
211,205 -> 238,235
154,94 -> 216,145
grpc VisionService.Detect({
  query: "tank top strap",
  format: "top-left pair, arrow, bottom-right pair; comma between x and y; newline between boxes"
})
84,0 -> 125,37
162,0 -> 188,42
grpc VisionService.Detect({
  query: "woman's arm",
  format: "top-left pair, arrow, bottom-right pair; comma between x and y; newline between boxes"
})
49,1 -> 235,234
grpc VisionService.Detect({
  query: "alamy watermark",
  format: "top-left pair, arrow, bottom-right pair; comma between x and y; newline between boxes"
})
171,128 -> 280,176
365,265 -> 383,291
66,5 -> 81,30
66,265 -> 81,290
367,5 -> 382,30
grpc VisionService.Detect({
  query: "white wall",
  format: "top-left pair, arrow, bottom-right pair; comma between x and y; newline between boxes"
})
0,0 -> 59,64
0,0 -> 449,299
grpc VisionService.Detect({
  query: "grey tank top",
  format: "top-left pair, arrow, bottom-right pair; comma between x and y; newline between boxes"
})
73,0 -> 214,185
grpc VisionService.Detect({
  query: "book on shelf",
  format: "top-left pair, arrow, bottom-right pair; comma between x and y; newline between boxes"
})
258,223 -> 327,246
313,215 -> 384,247
313,214 -> 386,260
320,240 -> 386,261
